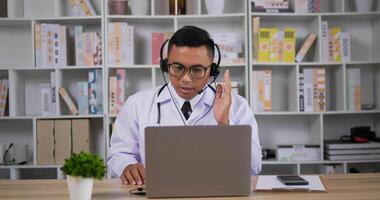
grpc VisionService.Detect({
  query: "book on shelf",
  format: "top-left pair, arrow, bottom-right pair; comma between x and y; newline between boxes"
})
253,0 -> 290,12
258,28 -> 271,62
301,68 -> 325,112
50,72 -> 56,115
108,22 -> 134,66
37,120 -> 55,165
269,28 -> 280,63
340,32 -> 351,62
72,119 -> 90,153
325,153 -> 380,161
40,83 -> 52,116
321,21 -> 329,62
330,27 -> 342,62
54,120 -> 72,165
252,17 -> 260,62
59,87 -> 79,115
109,76 -> 117,115
299,69 -> 305,112
88,69 -> 103,115
346,68 -> 361,111
308,0 -> 320,13
252,70 -> 272,112
211,33 -> 243,64
35,23 -> 67,67
324,140 -> 380,150
325,148 -> 380,155
75,26 -> 102,66
69,0 -> 96,16
283,28 -> 296,62
152,32 -> 173,64
76,81 -> 89,115
115,69 -> 126,114
0,79 -> 9,117
295,33 -> 317,62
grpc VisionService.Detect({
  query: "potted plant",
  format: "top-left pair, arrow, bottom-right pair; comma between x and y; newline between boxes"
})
61,152 -> 106,200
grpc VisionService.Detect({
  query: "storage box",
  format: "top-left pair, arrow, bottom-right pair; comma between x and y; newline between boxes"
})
72,119 -> 90,153
54,120 -> 71,165
277,145 -> 321,161
37,120 -> 54,165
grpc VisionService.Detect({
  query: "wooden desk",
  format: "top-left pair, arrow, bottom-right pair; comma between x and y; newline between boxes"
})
0,173 -> 379,200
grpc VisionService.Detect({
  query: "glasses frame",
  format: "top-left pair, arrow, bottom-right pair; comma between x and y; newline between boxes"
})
167,63 -> 211,79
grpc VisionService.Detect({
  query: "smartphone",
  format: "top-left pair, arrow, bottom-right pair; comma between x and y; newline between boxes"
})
277,175 -> 309,185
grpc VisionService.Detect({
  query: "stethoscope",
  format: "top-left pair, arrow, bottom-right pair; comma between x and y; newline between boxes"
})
155,82 -> 216,126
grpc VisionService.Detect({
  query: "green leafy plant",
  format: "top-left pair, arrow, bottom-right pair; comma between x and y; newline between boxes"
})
61,152 -> 106,180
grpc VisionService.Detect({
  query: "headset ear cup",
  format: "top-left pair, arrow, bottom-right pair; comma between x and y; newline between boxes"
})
210,63 -> 219,78
160,59 -> 168,72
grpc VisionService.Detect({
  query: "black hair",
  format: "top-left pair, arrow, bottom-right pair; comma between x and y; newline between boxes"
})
168,25 -> 215,60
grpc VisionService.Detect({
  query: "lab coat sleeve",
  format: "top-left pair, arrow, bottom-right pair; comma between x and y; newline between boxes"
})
229,95 -> 262,175
107,95 -> 141,178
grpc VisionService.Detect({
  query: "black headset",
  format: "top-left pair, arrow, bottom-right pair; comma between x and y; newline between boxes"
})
159,38 -> 222,80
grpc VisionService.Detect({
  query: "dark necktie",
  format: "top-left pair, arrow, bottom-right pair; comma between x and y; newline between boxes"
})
181,101 -> 192,120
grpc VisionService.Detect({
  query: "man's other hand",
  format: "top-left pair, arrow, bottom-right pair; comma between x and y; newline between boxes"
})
121,163 -> 146,185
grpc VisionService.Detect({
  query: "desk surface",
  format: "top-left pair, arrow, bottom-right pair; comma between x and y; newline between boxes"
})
0,173 -> 380,200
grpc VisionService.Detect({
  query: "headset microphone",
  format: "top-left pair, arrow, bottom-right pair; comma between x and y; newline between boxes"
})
197,76 -> 217,95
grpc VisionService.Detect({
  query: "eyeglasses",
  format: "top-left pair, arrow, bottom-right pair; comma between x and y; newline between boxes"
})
168,63 -> 210,79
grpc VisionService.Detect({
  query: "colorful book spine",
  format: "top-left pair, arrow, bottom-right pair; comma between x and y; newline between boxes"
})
252,70 -> 272,111
283,28 -> 296,62
77,81 -> 89,115
269,28 -> 280,62
88,69 -> 103,114
35,24 -> 42,67
116,69 -> 126,114
313,68 -> 326,111
340,32 -> 351,62
295,33 -> 317,62
52,24 -> 60,66
152,32 -> 172,64
109,76 -> 117,115
252,17 -> 260,62
59,87 -> 79,115
124,25 -> 134,65
59,25 -> 67,66
75,26 -> 84,66
258,28 -> 271,62
330,27 -> 342,62
46,24 -> 54,67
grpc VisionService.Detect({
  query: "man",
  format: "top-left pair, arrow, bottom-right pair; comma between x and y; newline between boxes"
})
108,26 -> 262,185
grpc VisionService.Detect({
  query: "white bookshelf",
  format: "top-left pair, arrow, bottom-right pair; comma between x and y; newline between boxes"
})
0,0 -> 379,179
248,0 -> 380,175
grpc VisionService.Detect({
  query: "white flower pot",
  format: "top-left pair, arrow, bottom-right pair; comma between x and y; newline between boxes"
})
67,175 -> 94,200
128,0 -> 149,15
205,0 -> 225,15
354,0 -> 373,12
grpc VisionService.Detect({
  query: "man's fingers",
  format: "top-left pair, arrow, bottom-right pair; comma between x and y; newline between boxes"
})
215,84 -> 223,99
120,174 -> 129,185
131,167 -> 143,185
125,170 -> 136,185
137,164 -> 146,183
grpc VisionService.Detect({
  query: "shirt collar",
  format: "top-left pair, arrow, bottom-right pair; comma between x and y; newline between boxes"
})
156,82 -> 214,107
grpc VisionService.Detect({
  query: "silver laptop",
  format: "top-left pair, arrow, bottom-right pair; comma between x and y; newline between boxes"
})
145,125 -> 252,198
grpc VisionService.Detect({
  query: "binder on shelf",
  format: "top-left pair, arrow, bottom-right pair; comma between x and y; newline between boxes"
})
295,33 -> 317,62
346,68 -> 361,111
72,119 -> 90,153
54,120 -> 72,165
37,120 -> 55,165
330,27 -> 342,62
258,28 -> 271,62
269,28 -> 280,62
321,21 -> 329,62
341,32 -> 351,62
252,70 -> 272,112
59,87 -> 79,115
283,28 -> 296,62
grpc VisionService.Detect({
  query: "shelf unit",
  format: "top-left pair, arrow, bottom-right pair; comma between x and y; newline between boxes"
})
0,0 -> 379,179
248,0 -> 380,175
